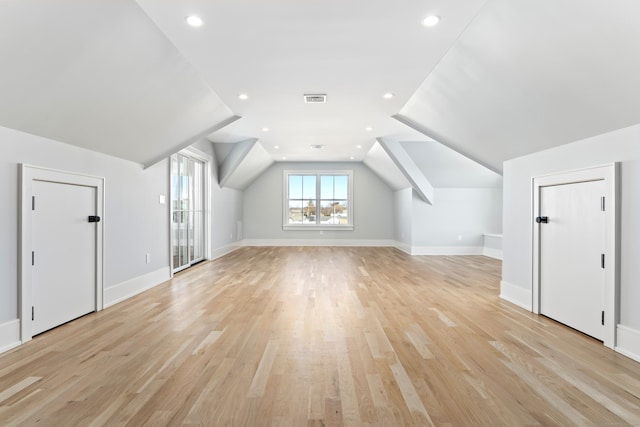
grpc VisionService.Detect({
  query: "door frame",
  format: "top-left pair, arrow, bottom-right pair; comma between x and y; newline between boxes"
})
19,164 -> 105,343
169,147 -> 211,276
532,163 -> 619,349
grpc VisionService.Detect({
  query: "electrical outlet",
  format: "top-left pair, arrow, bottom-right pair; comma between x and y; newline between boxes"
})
159,195 -> 166,204
146,253 -> 151,264
458,235 -> 463,241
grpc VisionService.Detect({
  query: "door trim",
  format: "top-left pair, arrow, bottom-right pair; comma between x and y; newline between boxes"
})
532,163 -> 619,349
19,164 -> 105,343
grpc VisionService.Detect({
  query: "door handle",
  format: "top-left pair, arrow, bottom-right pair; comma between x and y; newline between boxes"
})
535,216 -> 548,224
88,215 -> 101,223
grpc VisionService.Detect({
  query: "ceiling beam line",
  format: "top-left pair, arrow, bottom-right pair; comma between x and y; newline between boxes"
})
392,114 -> 503,176
377,137 -> 434,205
144,115 -> 242,169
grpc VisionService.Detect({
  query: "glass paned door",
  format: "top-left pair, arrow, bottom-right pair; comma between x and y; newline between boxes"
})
171,153 -> 205,273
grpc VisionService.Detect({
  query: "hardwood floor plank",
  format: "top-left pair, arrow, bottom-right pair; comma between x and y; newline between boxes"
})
1,247 -> 640,425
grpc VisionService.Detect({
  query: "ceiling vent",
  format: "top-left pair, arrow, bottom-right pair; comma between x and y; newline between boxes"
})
304,94 -> 327,104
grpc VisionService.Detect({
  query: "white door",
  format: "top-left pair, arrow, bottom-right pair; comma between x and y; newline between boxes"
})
32,180 -> 97,335
539,179 -> 605,340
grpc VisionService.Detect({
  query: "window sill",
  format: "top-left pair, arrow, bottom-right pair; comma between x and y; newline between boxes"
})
283,225 -> 354,231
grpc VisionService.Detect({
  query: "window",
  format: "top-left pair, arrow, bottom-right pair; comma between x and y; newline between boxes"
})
284,170 -> 353,230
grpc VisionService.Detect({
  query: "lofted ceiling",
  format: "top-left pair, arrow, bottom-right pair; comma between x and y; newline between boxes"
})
135,0 -> 487,162
1,1 -> 639,191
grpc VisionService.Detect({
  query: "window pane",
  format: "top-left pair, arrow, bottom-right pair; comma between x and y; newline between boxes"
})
320,175 -> 334,199
320,200 -> 348,224
192,211 -> 203,261
303,199 -> 316,223
171,157 -> 179,209
289,175 -> 302,199
288,200 -> 303,224
193,160 -> 203,212
334,175 -> 348,199
302,175 -> 316,199
179,156 -> 190,211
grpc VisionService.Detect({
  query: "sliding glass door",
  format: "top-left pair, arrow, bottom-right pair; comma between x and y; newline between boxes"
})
171,153 -> 205,273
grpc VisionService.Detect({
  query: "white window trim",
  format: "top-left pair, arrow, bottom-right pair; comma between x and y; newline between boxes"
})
283,170 -> 354,231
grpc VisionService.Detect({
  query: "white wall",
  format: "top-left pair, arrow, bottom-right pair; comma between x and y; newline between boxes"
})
0,125 -> 170,325
394,188 -> 413,252
501,124 -> 640,330
411,188 -> 503,253
190,140 -> 244,256
243,162 -> 394,243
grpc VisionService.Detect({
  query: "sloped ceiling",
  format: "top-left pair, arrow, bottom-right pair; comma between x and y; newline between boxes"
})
401,141 -> 502,188
2,0 -> 638,185
0,0 -> 234,166
135,0 -> 487,162
399,0 -> 640,172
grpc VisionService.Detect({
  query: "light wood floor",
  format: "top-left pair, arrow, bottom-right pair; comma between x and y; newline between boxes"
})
2,247 -> 640,426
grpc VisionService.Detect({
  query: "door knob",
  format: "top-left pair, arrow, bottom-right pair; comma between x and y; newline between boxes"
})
535,216 -> 548,224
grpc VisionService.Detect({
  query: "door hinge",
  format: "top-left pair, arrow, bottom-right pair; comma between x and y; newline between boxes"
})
601,310 -> 605,326
601,253 -> 605,269
32,306 -> 34,321
601,196 -> 605,212
32,196 -> 35,211
32,251 -> 35,266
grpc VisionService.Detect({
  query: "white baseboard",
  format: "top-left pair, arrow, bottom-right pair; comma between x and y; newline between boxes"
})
410,246 -> 484,256
104,266 -> 171,308
499,281 -> 532,311
615,325 -> 640,363
393,241 -> 412,255
241,239 -> 396,247
210,242 -> 242,260
0,319 -> 21,354
483,247 -> 503,260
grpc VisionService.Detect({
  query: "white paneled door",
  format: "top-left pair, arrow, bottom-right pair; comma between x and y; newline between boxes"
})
32,180 -> 97,335
539,180 -> 605,341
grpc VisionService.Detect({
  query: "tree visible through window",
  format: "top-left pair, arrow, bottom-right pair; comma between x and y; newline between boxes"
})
284,171 -> 353,229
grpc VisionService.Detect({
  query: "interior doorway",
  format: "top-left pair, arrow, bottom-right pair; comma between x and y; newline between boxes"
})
538,180 -> 605,340
171,152 -> 206,273
532,163 -> 618,349
20,165 -> 104,342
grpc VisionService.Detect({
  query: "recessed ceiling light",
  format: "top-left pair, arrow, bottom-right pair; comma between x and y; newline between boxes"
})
274,145 -> 279,149
238,93 -> 249,100
365,126 -> 373,132
262,127 -> 269,132
310,144 -> 324,150
282,157 -> 287,160
383,92 -> 394,99
350,156 -> 355,160
185,15 -> 203,27
422,15 -> 440,27
356,145 -> 362,149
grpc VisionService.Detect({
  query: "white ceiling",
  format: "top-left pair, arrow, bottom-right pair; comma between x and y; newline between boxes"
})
401,142 -> 502,188
135,0 -> 487,162
399,0 -> 640,172
0,0 -> 234,166
2,0 -> 639,189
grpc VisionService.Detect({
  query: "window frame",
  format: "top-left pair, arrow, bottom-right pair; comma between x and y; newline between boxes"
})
283,170 -> 354,231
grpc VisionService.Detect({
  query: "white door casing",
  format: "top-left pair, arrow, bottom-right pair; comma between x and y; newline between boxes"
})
32,180 -> 97,335
539,180 -> 605,340
20,165 -> 104,342
532,163 -> 619,349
